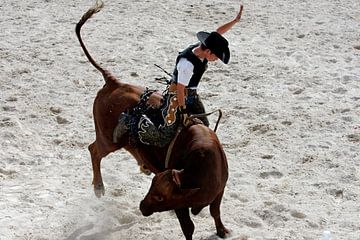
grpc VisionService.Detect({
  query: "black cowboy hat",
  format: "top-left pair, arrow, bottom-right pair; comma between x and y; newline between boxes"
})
197,31 -> 230,64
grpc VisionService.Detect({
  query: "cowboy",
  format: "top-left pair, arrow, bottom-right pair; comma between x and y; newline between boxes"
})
114,5 -> 244,148
170,4 -> 244,126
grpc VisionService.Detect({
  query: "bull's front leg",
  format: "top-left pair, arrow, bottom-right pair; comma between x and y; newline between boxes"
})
210,191 -> 229,238
88,142 -> 105,198
175,208 -> 195,240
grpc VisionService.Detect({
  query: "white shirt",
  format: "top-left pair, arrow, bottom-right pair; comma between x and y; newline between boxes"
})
176,58 -> 194,87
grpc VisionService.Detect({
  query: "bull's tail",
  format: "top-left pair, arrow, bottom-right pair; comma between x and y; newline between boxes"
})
76,0 -> 116,83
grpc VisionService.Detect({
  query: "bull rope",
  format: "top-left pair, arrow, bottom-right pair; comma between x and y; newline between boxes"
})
189,109 -> 222,132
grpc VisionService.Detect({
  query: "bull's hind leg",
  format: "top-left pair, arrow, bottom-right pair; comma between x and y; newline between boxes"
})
210,190 -> 229,238
88,141 -> 117,198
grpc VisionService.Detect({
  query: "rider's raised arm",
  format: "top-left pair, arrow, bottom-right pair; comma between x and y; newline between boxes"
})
216,4 -> 243,35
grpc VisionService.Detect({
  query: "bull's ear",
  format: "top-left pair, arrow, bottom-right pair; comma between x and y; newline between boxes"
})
172,169 -> 184,187
178,188 -> 200,198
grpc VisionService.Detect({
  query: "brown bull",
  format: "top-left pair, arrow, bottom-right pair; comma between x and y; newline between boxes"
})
140,124 -> 229,239
76,1 -> 229,239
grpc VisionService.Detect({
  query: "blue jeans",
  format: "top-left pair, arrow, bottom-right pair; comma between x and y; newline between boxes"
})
186,92 -> 209,127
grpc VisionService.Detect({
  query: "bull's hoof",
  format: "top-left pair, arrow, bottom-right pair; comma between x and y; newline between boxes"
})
216,226 -> 229,238
94,183 -> 105,198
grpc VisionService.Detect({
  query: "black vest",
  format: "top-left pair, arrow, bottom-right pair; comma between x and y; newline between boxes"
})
172,44 -> 208,88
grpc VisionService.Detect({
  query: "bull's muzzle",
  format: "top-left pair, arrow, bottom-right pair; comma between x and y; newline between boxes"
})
140,200 -> 154,217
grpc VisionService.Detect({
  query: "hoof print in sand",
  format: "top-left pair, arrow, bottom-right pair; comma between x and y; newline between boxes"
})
260,171 -> 283,179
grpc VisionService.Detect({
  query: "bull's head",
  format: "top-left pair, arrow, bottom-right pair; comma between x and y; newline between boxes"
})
140,169 -> 200,216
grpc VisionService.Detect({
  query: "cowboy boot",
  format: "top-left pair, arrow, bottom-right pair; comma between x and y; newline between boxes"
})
113,113 -> 129,143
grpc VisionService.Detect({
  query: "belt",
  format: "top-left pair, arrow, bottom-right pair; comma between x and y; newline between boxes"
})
168,83 -> 197,97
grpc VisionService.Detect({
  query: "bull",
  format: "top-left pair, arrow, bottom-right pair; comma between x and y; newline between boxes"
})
76,1 -> 229,239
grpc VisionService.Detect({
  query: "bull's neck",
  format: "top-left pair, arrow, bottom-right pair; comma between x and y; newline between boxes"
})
126,145 -> 168,174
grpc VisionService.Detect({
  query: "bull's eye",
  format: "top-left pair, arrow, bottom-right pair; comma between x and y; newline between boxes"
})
154,195 -> 164,202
